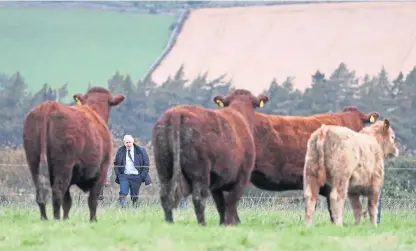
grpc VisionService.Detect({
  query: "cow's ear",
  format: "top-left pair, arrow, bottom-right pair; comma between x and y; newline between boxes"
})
109,94 -> 125,106
213,95 -> 226,108
383,119 -> 390,131
73,94 -> 84,106
364,112 -> 380,123
256,94 -> 269,108
342,106 -> 359,112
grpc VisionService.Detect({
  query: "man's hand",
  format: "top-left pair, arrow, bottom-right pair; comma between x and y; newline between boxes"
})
104,180 -> 110,187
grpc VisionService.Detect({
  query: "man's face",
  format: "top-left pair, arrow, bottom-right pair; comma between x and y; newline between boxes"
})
124,139 -> 133,150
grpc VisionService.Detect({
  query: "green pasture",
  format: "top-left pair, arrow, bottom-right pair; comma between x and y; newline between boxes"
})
1,197 -> 415,251
0,7 -> 175,98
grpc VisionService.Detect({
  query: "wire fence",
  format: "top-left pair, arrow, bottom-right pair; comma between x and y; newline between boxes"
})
2,191 -> 416,215
1,163 -> 416,212
2,163 -> 415,170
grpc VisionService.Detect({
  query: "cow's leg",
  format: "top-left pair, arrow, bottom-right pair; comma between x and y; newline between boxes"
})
88,177 -> 104,223
28,160 -> 48,220
191,181 -> 209,226
329,180 -> 349,227
348,193 -> 363,225
211,189 -> 225,225
222,169 -> 251,226
222,185 -> 244,226
319,185 -> 334,223
38,197 -> 48,221
24,132 -> 49,221
304,176 -> 320,226
367,189 -> 380,226
51,165 -> 73,220
88,162 -> 109,223
51,189 -> 63,220
35,168 -> 49,221
155,147 -> 175,223
62,189 -> 72,220
189,159 -> 211,226
98,187 -> 104,201
160,182 -> 174,223
52,184 -> 69,220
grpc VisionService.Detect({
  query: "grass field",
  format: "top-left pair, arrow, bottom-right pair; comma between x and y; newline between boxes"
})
0,7 -> 175,99
1,198 -> 416,251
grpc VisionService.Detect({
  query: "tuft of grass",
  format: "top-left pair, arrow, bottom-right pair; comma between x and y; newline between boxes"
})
0,203 -> 415,251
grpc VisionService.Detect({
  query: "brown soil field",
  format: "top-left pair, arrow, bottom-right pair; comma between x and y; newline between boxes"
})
150,2 -> 416,95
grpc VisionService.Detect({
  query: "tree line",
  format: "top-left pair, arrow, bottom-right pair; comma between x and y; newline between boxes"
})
0,63 -> 415,198
2,62 -> 415,151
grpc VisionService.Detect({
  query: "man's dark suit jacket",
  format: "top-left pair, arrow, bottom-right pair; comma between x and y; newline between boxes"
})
113,144 -> 152,185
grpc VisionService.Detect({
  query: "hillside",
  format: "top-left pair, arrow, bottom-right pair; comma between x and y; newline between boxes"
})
149,2 -> 416,95
0,7 -> 175,97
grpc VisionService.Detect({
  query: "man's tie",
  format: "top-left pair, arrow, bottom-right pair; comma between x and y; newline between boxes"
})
127,149 -> 134,164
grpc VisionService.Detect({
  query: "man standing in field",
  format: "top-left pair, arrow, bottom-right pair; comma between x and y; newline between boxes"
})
113,135 -> 152,208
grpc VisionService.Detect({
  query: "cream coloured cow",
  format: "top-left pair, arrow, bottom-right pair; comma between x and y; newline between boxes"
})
303,119 -> 399,227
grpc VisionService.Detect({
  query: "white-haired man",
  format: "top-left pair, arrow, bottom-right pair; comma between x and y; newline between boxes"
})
113,135 -> 152,208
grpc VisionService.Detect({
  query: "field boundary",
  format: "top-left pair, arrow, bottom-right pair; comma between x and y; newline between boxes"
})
143,9 -> 191,81
2,192 -> 416,213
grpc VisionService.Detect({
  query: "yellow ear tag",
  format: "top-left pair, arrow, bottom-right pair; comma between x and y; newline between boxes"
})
369,115 -> 375,123
259,100 -> 264,108
75,97 -> 82,106
216,100 -> 224,107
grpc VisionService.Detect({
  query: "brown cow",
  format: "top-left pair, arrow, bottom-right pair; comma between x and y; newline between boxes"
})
250,106 -> 380,222
303,119 -> 399,226
22,87 -> 125,222
152,89 -> 269,226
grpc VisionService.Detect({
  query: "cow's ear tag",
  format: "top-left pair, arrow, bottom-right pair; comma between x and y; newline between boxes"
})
75,97 -> 82,106
216,99 -> 224,107
370,115 -> 375,123
259,100 -> 264,108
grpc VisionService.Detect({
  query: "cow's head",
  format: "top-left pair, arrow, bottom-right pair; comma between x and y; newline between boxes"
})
213,89 -> 269,109
342,106 -> 380,124
380,119 -> 400,158
364,119 -> 400,158
73,86 -> 125,121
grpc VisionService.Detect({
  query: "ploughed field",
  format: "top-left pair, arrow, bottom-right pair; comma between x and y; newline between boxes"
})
1,197 -> 415,251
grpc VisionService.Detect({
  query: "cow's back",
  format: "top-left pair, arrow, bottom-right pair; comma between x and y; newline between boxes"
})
47,105 -> 112,180
23,101 -> 64,165
251,111 -> 365,191
318,126 -> 382,191
319,126 -> 360,178
154,105 -> 255,185
255,113 -> 362,164
181,106 -> 253,167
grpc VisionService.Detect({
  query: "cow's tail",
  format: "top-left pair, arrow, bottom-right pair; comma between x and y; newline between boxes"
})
316,126 -> 329,187
167,113 -> 185,208
37,114 -> 51,204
